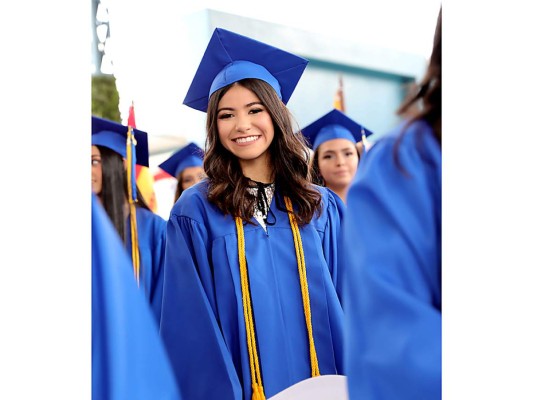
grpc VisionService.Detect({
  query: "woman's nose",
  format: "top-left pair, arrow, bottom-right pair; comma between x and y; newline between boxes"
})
235,114 -> 251,132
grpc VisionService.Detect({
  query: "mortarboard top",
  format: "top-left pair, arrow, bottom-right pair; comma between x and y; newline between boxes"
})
301,109 -> 373,151
91,116 -> 149,167
158,142 -> 204,178
183,27 -> 309,112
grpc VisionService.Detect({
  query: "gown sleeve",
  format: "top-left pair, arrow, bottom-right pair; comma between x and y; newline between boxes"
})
322,188 -> 345,290
147,214 -> 167,327
342,123 -> 442,400
316,187 -> 347,374
160,211 -> 243,400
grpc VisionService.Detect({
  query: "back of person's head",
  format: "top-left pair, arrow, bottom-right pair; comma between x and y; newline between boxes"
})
397,7 -> 441,143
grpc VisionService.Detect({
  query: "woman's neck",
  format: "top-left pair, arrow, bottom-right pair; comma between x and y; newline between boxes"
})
329,185 -> 348,204
239,155 -> 274,183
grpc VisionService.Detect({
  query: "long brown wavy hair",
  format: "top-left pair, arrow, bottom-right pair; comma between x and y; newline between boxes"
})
204,78 -> 322,225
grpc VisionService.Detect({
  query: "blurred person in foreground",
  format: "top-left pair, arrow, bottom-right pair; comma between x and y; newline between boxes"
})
91,116 -> 167,324
158,142 -> 206,204
92,193 -> 182,400
342,7 -> 442,400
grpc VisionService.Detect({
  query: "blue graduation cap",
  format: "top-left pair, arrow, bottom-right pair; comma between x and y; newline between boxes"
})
158,142 -> 204,178
183,27 -> 309,112
91,116 -> 149,167
301,109 -> 373,151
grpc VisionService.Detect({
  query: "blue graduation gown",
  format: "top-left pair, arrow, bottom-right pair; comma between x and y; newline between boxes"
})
125,206 -> 167,324
92,194 -> 182,400
342,120 -> 441,400
160,181 -> 345,399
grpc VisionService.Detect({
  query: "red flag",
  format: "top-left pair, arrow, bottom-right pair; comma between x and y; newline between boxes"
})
128,101 -> 137,128
333,75 -> 345,112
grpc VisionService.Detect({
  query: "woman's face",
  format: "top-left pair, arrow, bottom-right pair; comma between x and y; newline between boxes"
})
216,83 -> 274,166
91,145 -> 103,194
317,138 -> 359,190
179,166 -> 206,191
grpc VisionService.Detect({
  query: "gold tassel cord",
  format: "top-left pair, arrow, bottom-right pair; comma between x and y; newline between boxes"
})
284,197 -> 320,377
234,197 -> 320,400
126,127 -> 141,285
236,216 -> 266,400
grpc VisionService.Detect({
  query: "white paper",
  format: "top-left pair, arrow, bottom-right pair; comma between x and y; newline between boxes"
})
268,375 -> 348,400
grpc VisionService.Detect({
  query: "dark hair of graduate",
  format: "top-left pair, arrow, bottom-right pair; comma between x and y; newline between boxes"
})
310,151 -> 325,187
392,7 -> 441,174
396,7 -> 441,143
204,78 -> 322,225
173,171 -> 186,203
97,145 -> 151,243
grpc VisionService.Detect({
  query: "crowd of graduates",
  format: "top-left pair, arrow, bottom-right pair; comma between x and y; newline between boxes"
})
92,7 -> 441,400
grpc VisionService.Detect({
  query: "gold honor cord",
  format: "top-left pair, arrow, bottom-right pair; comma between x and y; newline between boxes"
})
235,197 -> 320,400
283,197 -> 320,377
126,127 -> 141,285
236,216 -> 266,400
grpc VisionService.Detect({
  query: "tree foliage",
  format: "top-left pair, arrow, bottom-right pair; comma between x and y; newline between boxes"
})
92,74 -> 120,122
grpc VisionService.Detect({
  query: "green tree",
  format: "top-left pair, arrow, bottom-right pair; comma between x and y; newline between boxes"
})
92,74 -> 120,122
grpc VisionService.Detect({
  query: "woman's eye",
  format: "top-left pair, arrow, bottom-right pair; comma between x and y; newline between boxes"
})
91,159 -> 101,166
345,151 -> 354,157
249,108 -> 263,114
322,155 -> 332,160
218,112 -> 233,119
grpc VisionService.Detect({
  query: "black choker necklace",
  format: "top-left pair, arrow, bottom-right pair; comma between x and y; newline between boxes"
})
249,179 -> 275,187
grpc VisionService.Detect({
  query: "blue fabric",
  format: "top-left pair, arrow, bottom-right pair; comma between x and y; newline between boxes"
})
183,28 -> 308,112
125,207 -> 167,325
158,142 -> 204,178
342,119 -> 441,400
91,194 -> 182,400
211,60 -> 282,100
301,109 -> 373,150
160,182 -> 346,399
91,116 -> 149,167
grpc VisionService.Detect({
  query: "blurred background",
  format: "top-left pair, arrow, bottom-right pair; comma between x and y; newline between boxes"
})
91,0 -> 441,218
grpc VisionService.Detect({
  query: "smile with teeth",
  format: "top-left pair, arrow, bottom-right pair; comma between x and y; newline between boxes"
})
234,135 -> 259,144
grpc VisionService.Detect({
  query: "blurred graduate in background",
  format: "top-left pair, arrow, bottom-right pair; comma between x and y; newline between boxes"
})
342,7 -> 442,400
91,116 -> 167,324
302,109 -> 372,203
158,142 -> 206,204
92,193 -> 181,400
159,28 -> 346,400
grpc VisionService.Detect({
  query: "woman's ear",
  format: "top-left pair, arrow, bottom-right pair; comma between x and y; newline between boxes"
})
122,158 -> 128,170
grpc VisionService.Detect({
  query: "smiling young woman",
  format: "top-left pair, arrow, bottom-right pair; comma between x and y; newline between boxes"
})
158,28 -> 346,400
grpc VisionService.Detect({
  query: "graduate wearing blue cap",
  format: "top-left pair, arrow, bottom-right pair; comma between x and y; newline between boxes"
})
92,116 -> 167,324
92,193 -> 182,400
342,8 -> 442,400
158,142 -> 205,203
302,109 -> 373,203
159,28 -> 346,400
